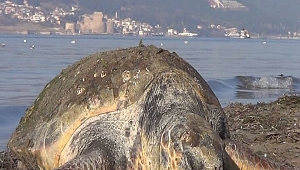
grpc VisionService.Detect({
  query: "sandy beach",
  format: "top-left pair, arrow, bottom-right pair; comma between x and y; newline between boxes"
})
224,95 -> 300,168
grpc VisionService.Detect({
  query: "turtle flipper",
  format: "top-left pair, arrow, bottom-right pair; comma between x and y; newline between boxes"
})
55,150 -> 114,170
224,139 -> 289,170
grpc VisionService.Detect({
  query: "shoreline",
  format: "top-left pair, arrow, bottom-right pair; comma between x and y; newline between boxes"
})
0,32 -> 299,40
0,24 -> 299,40
224,95 -> 300,168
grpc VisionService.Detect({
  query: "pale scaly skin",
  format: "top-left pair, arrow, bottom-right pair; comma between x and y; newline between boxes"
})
224,139 -> 289,170
1,43 -> 293,170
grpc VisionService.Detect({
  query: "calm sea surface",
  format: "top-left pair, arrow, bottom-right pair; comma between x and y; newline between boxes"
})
0,35 -> 300,150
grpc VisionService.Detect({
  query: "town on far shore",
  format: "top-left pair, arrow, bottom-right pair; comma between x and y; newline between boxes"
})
1,0 -> 300,39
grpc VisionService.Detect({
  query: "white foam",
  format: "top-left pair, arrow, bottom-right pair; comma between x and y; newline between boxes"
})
252,76 -> 293,89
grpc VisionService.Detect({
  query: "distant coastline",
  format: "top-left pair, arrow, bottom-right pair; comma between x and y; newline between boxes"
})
1,22 -> 298,40
0,32 -> 299,40
0,23 -> 299,40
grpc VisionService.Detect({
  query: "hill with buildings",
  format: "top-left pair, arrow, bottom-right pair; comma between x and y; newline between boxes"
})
61,0 -> 300,35
0,0 -> 299,37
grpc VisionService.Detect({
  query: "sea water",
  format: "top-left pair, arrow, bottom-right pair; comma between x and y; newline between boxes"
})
0,35 -> 299,150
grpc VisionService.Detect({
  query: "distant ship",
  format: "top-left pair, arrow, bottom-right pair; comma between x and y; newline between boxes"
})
239,29 -> 250,38
224,32 -> 240,38
123,31 -> 135,36
225,28 -> 250,38
151,32 -> 165,36
178,28 -> 197,37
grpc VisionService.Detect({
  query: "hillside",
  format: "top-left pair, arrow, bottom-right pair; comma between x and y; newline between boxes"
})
72,0 -> 300,34
3,0 -> 300,35
239,0 -> 300,23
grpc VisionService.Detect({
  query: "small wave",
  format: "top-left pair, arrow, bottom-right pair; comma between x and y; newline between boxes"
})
236,75 -> 295,90
207,79 -> 235,92
209,75 -> 300,106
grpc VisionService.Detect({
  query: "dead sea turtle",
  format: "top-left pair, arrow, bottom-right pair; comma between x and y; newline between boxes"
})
1,42 -> 289,169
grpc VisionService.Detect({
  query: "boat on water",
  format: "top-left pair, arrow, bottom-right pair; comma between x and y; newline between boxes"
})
239,29 -> 250,38
178,28 -> 197,37
224,32 -> 240,38
225,28 -> 250,38
151,32 -> 165,37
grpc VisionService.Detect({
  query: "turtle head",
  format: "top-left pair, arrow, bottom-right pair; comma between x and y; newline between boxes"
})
159,114 -> 225,170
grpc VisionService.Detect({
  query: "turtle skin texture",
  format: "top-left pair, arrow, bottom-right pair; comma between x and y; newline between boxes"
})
1,43 -> 290,170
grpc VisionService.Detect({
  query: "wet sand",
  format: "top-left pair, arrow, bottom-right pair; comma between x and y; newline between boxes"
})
224,95 -> 300,169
